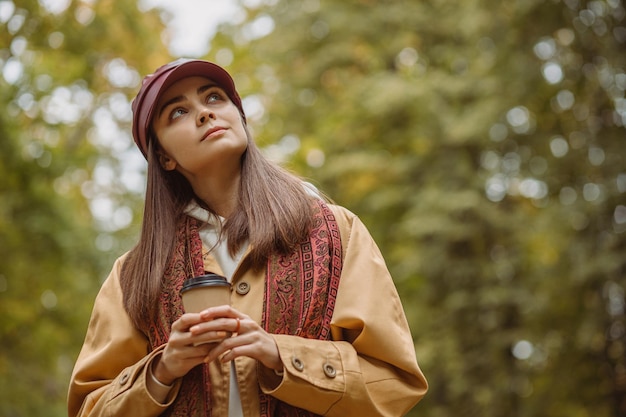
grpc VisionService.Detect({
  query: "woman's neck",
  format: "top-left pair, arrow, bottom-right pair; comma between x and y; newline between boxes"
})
189,172 -> 240,218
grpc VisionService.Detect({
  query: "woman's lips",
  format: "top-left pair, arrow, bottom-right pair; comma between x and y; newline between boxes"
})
202,127 -> 226,141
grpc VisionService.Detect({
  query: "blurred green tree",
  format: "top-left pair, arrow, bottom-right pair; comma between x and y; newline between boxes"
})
0,1 -> 169,415
209,0 -> 626,416
1,0 -> 625,416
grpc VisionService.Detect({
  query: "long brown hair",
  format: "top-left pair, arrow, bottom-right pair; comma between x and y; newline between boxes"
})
120,129 -> 315,329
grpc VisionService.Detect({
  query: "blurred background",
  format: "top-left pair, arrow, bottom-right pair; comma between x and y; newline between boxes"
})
1,0 -> 625,416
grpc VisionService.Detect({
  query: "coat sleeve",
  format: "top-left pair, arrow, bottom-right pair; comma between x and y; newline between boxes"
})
258,206 -> 427,416
67,256 -> 181,417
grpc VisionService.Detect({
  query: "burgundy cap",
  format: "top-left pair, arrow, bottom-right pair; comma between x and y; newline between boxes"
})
131,59 -> 245,158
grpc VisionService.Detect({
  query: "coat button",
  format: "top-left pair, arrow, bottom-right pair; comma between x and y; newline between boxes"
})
291,357 -> 304,372
323,363 -> 337,378
235,281 -> 250,295
119,371 -> 130,385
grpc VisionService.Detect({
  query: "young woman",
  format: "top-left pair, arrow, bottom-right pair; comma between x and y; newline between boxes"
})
68,59 -> 427,417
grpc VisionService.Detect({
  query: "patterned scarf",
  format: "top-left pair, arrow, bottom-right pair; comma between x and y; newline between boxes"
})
144,200 -> 342,417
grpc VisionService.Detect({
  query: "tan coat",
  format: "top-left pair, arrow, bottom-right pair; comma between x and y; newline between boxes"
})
68,205 -> 427,417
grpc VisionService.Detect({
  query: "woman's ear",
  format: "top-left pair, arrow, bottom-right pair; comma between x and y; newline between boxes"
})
158,152 -> 177,171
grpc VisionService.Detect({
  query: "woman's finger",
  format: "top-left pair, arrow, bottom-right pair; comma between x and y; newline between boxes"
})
190,314 -> 248,335
203,327 -> 281,370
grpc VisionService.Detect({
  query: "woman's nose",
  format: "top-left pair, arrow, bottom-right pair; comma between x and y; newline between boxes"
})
197,107 -> 216,125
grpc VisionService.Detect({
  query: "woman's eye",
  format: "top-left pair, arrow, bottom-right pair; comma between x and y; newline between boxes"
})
207,92 -> 222,103
170,108 -> 186,120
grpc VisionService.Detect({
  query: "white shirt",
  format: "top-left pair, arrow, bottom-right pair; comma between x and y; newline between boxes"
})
186,203 -> 247,417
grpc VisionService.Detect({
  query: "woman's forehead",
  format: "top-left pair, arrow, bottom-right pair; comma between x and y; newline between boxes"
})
159,76 -> 219,100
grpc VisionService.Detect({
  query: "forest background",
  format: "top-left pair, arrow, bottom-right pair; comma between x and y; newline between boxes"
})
1,0 -> 625,416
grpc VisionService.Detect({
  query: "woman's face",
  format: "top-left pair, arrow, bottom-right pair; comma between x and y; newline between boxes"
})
152,76 -> 248,181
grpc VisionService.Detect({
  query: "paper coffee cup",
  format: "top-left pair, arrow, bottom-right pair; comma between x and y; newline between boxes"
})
181,273 -> 231,313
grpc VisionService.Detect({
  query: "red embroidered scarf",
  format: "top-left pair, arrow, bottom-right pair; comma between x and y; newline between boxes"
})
144,200 -> 342,417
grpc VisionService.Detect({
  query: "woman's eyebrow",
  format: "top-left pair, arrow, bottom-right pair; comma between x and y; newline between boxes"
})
197,83 -> 217,95
157,83 -> 219,118
158,95 -> 184,118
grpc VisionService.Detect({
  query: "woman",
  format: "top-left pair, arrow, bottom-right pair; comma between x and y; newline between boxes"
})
68,59 -> 427,417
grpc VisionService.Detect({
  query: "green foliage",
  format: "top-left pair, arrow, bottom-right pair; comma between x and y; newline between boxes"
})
210,0 -> 626,415
0,1 -> 170,415
1,0 -> 625,416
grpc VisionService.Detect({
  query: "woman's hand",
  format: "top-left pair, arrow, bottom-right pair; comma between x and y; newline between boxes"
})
192,305 -> 282,371
153,312 -> 228,385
